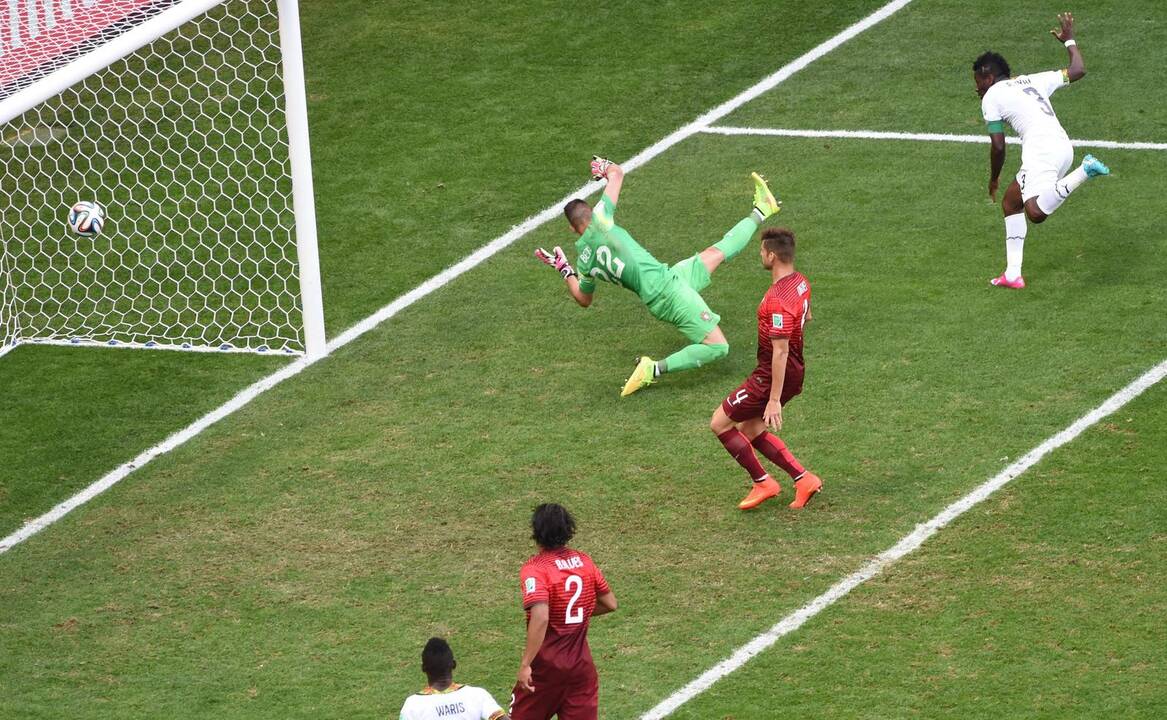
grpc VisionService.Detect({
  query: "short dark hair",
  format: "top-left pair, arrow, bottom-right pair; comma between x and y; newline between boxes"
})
972,51 -> 1011,80
563,199 -> 590,229
531,503 -> 575,549
761,227 -> 796,263
421,637 -> 455,678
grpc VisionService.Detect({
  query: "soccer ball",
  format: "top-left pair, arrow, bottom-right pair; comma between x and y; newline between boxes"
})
68,201 -> 105,236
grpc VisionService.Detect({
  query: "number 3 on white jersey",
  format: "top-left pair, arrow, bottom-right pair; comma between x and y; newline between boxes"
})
564,575 -> 584,624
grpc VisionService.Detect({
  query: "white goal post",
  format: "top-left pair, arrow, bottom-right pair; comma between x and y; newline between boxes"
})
0,0 -> 326,359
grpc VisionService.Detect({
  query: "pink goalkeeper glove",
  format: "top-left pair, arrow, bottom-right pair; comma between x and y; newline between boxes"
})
590,155 -> 612,181
535,246 -> 576,280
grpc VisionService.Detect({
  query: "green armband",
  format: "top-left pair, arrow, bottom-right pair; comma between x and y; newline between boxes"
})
986,120 -> 1005,134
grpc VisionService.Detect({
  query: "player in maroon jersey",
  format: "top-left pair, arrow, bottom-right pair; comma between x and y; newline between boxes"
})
709,227 -> 823,510
511,503 -> 617,720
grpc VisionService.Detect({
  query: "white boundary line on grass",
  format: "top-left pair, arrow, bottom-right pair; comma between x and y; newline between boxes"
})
702,125 -> 1167,151
0,0 -> 916,555
642,358 -> 1167,719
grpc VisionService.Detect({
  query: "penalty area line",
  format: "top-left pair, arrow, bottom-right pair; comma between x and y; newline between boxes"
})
702,126 -> 1167,151
0,0 -> 917,556
640,357 -> 1167,719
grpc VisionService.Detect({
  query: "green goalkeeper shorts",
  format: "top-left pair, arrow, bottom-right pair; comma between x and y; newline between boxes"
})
645,255 -> 720,343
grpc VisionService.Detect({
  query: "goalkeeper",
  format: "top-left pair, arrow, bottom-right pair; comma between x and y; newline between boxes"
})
536,157 -> 782,396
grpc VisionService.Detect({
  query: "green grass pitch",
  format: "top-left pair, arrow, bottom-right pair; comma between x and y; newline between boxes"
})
1,1 -> 1165,718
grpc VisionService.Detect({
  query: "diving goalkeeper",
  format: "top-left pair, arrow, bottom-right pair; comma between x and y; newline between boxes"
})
536,157 -> 781,397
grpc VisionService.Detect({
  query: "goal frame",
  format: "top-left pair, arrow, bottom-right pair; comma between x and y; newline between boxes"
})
0,0 -> 326,359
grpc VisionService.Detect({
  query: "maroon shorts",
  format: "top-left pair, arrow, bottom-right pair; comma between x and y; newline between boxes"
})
510,662 -> 599,720
721,361 -> 804,422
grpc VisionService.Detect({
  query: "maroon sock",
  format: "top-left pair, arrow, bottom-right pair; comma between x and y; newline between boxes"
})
751,432 -> 806,479
716,429 -> 769,482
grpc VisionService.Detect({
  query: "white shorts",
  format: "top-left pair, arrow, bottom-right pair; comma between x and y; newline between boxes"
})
1017,141 -> 1074,202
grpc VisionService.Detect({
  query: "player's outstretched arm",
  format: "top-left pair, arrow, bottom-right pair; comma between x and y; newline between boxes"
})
1051,12 -> 1086,81
593,591 -> 618,617
591,156 -> 624,206
535,246 -> 594,307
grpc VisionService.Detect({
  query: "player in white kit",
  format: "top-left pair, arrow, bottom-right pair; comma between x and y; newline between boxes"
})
399,638 -> 509,720
973,12 -> 1110,289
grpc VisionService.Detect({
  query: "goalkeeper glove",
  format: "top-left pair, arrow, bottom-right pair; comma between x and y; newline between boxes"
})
590,155 -> 612,181
535,246 -> 576,280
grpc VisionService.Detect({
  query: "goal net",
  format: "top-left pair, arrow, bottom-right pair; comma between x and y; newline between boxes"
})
0,0 -> 325,358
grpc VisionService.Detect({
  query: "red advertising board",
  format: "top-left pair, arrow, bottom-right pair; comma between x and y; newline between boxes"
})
0,0 -> 163,89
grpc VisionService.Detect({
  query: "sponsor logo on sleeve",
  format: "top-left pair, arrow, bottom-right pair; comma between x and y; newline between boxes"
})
772,313 -> 784,329
797,281 -> 808,296
524,577 -> 537,594
579,247 -> 592,264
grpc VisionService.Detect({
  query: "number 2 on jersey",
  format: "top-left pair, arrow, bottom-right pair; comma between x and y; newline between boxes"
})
564,575 -> 584,624
1022,87 -> 1054,116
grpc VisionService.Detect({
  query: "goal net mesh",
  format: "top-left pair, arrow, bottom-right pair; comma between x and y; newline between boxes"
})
0,0 -> 308,355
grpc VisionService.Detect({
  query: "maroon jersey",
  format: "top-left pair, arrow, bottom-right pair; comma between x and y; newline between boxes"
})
519,546 -> 610,674
753,271 -> 810,380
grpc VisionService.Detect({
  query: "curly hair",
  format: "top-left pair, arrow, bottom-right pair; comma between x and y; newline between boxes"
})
972,51 -> 1011,80
531,503 -> 576,549
421,637 -> 455,678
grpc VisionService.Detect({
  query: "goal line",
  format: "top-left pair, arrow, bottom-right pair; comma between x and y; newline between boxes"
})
701,125 -> 1167,151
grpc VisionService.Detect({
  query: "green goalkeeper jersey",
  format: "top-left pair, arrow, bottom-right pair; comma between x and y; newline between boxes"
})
574,195 -> 672,304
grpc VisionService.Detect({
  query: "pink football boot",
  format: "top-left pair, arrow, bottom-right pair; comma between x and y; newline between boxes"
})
989,273 -> 1025,289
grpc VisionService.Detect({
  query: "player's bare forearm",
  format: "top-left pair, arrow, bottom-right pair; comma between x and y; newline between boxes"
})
988,135 -> 1006,199
1052,11 -> 1086,81
593,591 -> 618,616
765,338 -> 789,431
1065,45 -> 1086,81
769,342 -> 789,406
520,603 -> 549,668
602,163 -> 624,206
565,276 -> 593,307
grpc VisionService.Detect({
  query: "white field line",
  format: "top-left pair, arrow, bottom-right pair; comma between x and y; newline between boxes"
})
0,0 -> 915,555
642,357 -> 1167,719
702,125 -> 1167,151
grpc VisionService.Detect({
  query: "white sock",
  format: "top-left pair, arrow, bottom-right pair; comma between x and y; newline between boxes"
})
1004,213 -> 1027,281
1035,165 -> 1090,216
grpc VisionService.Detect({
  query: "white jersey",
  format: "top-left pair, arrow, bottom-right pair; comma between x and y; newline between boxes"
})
399,684 -> 506,720
981,70 -> 1070,152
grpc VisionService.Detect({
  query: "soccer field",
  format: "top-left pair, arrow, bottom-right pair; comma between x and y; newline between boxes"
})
2,1 -> 1165,718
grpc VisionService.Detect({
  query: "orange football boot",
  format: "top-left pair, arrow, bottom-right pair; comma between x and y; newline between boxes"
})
789,473 -> 823,508
738,477 -> 781,510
